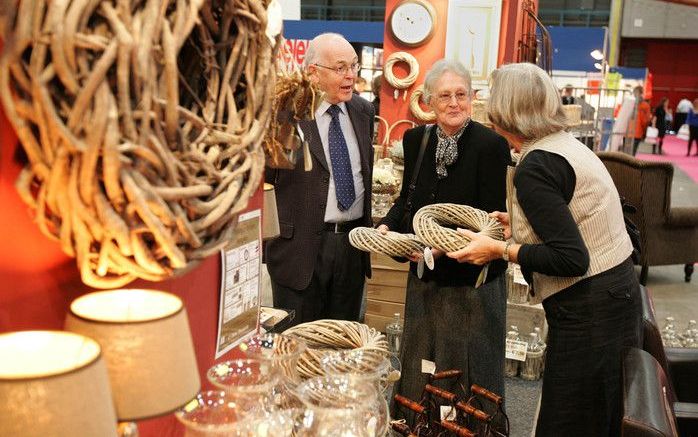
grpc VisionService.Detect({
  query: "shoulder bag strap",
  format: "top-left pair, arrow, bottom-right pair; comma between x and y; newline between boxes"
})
403,124 -> 433,216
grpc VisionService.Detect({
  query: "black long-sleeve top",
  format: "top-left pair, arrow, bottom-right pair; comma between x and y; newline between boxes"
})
514,150 -> 591,283
380,122 -> 511,287
654,105 -> 668,136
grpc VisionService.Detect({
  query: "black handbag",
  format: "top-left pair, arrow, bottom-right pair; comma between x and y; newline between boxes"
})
398,125 -> 433,233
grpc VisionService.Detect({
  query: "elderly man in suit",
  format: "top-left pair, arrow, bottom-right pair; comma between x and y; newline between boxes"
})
265,33 -> 375,325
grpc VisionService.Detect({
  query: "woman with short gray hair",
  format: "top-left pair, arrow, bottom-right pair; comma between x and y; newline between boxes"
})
378,59 -> 510,419
449,62 -> 641,436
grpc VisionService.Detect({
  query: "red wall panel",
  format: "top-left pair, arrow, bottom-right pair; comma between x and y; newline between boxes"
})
621,38 -> 698,108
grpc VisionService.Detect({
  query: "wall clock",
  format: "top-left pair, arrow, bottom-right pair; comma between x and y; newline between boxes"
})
389,0 -> 437,47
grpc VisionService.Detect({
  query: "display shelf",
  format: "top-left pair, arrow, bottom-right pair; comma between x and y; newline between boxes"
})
364,253 -> 409,333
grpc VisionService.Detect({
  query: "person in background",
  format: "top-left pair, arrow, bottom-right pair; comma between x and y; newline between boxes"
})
353,76 -> 367,95
687,98 -> 698,156
377,59 -> 510,417
675,96 -> 693,132
448,63 -> 641,437
631,86 -> 651,156
652,97 -> 670,154
577,94 -> 596,121
265,33 -> 375,325
371,74 -> 382,116
561,85 -> 575,105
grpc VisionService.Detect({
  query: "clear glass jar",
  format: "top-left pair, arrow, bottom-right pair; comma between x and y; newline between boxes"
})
236,333 -> 307,409
385,313 -> 403,355
320,349 -> 391,390
237,333 -> 307,385
175,390 -> 248,437
206,358 -> 278,413
520,332 -> 544,381
295,375 -> 388,437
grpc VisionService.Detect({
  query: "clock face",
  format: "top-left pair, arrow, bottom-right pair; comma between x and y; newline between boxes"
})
390,0 -> 436,47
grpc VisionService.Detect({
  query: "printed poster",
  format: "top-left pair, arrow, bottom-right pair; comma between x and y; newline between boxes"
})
215,209 -> 261,358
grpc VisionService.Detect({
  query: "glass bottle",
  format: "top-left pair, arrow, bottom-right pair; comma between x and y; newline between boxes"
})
663,316 -> 676,334
683,320 -> 697,341
504,330 -> 521,378
386,313 -> 403,355
533,327 -> 546,374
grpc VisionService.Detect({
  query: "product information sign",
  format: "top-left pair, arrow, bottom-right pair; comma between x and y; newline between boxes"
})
505,339 -> 528,362
215,209 -> 261,358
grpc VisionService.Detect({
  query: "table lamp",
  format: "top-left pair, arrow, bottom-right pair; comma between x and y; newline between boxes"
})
0,330 -> 118,437
263,183 -> 280,240
65,289 -> 201,435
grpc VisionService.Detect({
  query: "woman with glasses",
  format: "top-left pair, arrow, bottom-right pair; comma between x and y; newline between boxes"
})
378,59 -> 510,416
448,63 -> 641,436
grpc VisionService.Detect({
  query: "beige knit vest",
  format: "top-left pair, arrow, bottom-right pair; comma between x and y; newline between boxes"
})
507,131 -> 633,304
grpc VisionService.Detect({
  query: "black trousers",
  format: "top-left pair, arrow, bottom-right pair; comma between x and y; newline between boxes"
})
688,125 -> 698,155
535,257 -> 642,437
674,112 -> 687,132
271,230 -> 365,326
632,137 -> 642,156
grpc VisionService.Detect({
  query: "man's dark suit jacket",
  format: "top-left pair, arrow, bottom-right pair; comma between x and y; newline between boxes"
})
265,95 -> 375,290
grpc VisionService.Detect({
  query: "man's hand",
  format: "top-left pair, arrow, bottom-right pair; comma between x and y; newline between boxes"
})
376,224 -> 389,235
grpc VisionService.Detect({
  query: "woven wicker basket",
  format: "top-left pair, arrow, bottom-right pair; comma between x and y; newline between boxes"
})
284,319 -> 389,380
413,203 -> 504,252
0,1 -> 279,288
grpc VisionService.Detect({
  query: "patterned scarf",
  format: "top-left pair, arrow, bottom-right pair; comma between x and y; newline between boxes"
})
435,120 -> 469,179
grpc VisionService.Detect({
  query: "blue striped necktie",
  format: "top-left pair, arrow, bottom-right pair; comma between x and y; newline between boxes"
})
326,104 -> 356,211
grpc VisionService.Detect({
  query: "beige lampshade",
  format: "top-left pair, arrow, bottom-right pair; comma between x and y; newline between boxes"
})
0,330 -> 118,437
263,183 -> 280,240
65,289 -> 201,421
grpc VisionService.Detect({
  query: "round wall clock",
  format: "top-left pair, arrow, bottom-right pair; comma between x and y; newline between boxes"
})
389,0 -> 437,47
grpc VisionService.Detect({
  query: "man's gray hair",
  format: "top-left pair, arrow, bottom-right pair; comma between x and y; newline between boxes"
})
302,33 -> 347,68
488,63 -> 568,141
422,59 -> 472,104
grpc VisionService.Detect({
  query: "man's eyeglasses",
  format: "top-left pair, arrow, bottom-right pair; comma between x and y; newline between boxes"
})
314,62 -> 361,76
436,92 -> 470,104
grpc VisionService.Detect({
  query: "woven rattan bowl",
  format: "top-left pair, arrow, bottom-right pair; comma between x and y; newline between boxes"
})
349,227 -> 425,258
283,320 -> 389,380
413,203 -> 504,252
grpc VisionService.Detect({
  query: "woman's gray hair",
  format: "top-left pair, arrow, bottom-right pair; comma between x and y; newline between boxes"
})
302,33 -> 346,68
422,59 -> 472,104
488,63 -> 568,141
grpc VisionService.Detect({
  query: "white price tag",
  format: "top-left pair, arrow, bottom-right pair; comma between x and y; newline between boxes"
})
513,268 -> 528,285
421,359 -> 436,374
505,339 -> 528,362
424,247 -> 435,270
440,406 -> 457,421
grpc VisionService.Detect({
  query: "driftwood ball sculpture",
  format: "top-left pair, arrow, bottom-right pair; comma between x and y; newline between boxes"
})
0,1 -> 280,288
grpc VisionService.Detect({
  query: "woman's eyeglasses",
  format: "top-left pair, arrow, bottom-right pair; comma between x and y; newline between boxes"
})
436,92 -> 469,104
314,62 -> 361,76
